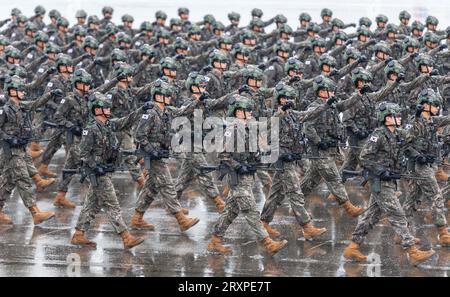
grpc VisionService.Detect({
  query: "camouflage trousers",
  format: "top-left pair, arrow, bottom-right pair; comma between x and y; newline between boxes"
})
403,163 -> 447,230
117,132 -> 140,181
174,152 -> 219,199
135,159 -> 182,214
340,137 -> 367,172
352,180 -> 416,248
300,156 -> 349,204
260,162 -> 311,225
0,153 -> 37,209
213,173 -> 269,240
75,173 -> 127,234
57,137 -> 81,192
41,129 -> 65,166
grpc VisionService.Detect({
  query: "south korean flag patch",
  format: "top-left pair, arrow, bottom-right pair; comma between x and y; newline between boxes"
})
142,114 -> 149,120
82,130 -> 89,136
0,109 -> 3,115
47,82 -> 53,88
369,135 -> 378,143
405,124 -> 412,130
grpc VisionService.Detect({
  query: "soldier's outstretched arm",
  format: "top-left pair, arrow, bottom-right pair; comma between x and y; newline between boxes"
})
93,77 -> 119,93
370,80 -> 399,102
336,60 -> 359,79
29,91 -> 55,111
328,44 -> 346,58
292,102 -> 330,123
400,74 -> 430,93
111,105 -> 148,132
171,98 -> 199,117
25,55 -> 48,72
367,59 -> 386,75
336,92 -> 363,111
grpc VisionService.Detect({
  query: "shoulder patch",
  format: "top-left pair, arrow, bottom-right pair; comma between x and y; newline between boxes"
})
49,36 -> 55,41
405,124 -> 412,129
60,99 -> 65,104
68,49 -> 73,54
135,41 -> 141,47
38,68 -> 44,73
47,82 -> 53,88
77,62 -> 82,67
369,135 -> 378,142
43,27 -> 48,32
27,53 -> 33,59
0,109 -> 3,115
99,44 -> 104,48
305,60 -> 311,65
142,114 -> 149,119
268,66 -> 275,71
82,130 -> 89,136
107,94 -> 112,99
224,130 -> 232,137
11,33 -> 16,38
325,37 -> 330,41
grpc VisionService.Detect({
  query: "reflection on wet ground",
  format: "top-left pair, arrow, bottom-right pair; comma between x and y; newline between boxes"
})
0,149 -> 449,277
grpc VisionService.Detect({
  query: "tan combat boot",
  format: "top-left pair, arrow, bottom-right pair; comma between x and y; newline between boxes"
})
259,236 -> 288,256
406,245 -> 435,266
120,230 -> 145,249
213,196 -> 225,213
174,211 -> 199,231
343,241 -> 367,262
207,235 -> 232,254
342,201 -> 365,217
438,226 -> 450,246
435,167 -> 449,182
38,164 -> 57,178
28,205 -> 55,224
71,230 -> 97,248
32,174 -> 55,190
130,210 -> 155,230
0,207 -> 12,225
136,175 -> 145,189
302,222 -> 327,240
262,221 -> 281,238
53,191 -> 76,209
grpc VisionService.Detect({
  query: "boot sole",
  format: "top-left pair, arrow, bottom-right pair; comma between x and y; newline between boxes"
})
54,202 -> 76,209
125,238 -> 145,249
304,228 -> 327,240
207,247 -> 232,255
131,224 -> 155,231
71,241 -> 97,248
180,218 -> 200,232
33,213 -> 55,225
410,251 -> 435,266
267,240 -> 288,256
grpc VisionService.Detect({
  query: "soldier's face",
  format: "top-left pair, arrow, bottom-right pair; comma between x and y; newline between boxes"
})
180,13 -> 189,21
163,68 -> 177,78
420,65 -> 431,73
412,29 -> 422,37
164,96 -> 172,105
323,16 -> 331,22
376,51 -> 388,60
277,50 -> 289,59
77,17 -> 86,24
76,35 -> 85,42
86,47 -> 97,56
288,70 -> 302,78
385,115 -> 401,127
281,32 -> 290,40
335,39 -> 343,45
377,22 -> 386,28
124,21 -> 133,28
248,78 -> 262,88
279,97 -> 287,105
401,19 -> 409,26
90,23 -> 99,30
322,64 -> 331,73
387,32 -> 396,39
425,41 -> 437,49
59,26 -> 68,33
159,37 -> 170,45
214,29 -> 223,36
104,13 -> 113,19
427,24 -> 437,31
213,61 -> 228,71
156,18 -> 166,26
236,53 -> 249,62
220,43 -> 232,51
190,34 -> 201,41
176,48 -> 188,55
7,57 -> 20,65
244,38 -> 256,46
231,20 -> 239,25
76,82 -> 90,92
9,89 -> 25,99
172,25 -> 182,32
359,35 -> 368,42
389,73 -> 398,82
37,41 -> 45,49
300,21 -> 309,27
235,109 -> 252,120
318,89 -> 334,98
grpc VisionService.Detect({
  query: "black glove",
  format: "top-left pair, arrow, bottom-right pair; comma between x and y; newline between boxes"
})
329,69 -> 339,77
174,54 -> 185,60
27,45 -> 37,52
430,69 -> 439,76
360,84 -> 373,94
326,96 -> 337,106
385,57 -> 393,64
281,101 -> 294,111
6,138 -> 20,147
51,89 -> 64,98
94,166 -> 105,176
357,55 -> 367,63
345,39 -> 353,46
380,170 -> 394,181
142,101 -> 154,110
355,130 -> 368,139
410,52 -> 419,59
235,164 -> 250,174
202,65 -> 213,73
396,73 -> 405,82
318,141 -> 329,150
254,45 -> 262,51
270,56 -> 279,63
46,66 -> 57,75
257,64 -> 266,70
348,23 -> 357,28
199,91 -> 210,101
289,75 -> 301,83
149,150 -> 160,159
415,155 -> 428,165
425,154 -> 436,163
304,44 -> 312,51
415,104 -> 424,117
94,58 -> 104,65
439,44 -> 448,50
70,125 -> 83,136
281,153 -> 295,162
239,84 -> 250,94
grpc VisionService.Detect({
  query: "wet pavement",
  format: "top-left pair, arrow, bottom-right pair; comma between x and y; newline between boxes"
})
0,149 -> 449,277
